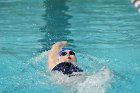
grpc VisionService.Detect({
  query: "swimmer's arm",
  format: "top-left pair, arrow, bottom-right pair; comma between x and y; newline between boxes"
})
48,41 -> 67,63
49,41 -> 67,57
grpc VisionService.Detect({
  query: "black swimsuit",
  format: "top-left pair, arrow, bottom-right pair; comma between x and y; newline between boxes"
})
52,62 -> 83,75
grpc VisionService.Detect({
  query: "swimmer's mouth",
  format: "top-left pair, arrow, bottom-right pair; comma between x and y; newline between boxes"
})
68,56 -> 71,59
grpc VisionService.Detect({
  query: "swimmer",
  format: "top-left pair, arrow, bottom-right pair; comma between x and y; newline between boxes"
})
48,41 -> 83,76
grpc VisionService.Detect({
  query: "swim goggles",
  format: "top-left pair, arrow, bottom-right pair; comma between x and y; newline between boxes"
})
59,47 -> 75,56
60,51 -> 75,56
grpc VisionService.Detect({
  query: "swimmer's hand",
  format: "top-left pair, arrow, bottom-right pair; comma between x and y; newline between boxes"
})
53,41 -> 68,47
50,41 -> 68,55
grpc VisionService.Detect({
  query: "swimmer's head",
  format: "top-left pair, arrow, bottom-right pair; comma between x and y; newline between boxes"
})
59,48 -> 72,54
58,47 -> 76,63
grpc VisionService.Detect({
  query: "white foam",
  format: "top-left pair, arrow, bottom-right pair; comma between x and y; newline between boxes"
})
76,67 -> 113,93
50,72 -> 86,86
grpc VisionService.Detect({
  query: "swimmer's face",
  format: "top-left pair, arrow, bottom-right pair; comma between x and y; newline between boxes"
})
59,50 -> 76,63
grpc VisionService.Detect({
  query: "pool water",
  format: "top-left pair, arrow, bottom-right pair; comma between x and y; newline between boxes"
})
0,0 -> 140,93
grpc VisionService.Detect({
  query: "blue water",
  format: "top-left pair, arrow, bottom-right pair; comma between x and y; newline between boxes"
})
0,0 -> 140,93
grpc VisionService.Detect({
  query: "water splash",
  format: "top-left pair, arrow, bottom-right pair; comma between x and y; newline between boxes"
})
77,67 -> 113,93
21,50 -> 49,73
50,71 -> 86,86
27,51 -> 48,64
